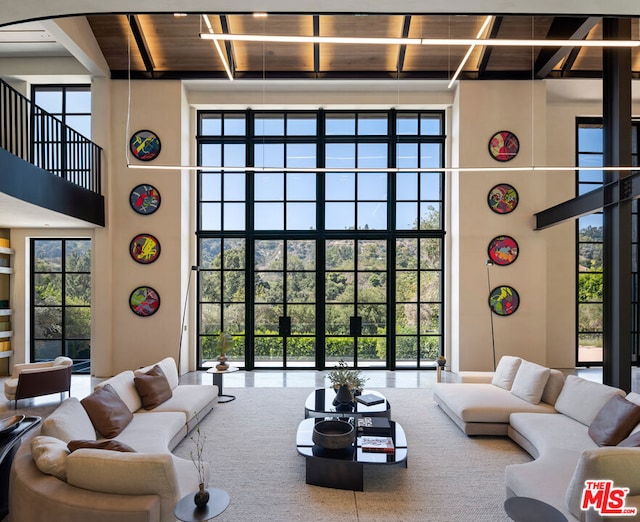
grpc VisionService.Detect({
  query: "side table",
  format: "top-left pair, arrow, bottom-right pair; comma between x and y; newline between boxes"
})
174,487 -> 230,521
504,496 -> 568,522
206,366 -> 239,403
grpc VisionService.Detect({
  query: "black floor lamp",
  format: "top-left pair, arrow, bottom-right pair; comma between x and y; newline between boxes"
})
486,259 -> 497,371
178,265 -> 199,372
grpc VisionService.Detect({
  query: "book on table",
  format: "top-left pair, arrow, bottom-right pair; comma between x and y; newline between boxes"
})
356,416 -> 391,436
360,436 -> 395,453
355,393 -> 385,406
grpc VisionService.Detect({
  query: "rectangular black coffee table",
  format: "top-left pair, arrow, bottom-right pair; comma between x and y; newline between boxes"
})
296,417 -> 407,491
304,389 -> 391,419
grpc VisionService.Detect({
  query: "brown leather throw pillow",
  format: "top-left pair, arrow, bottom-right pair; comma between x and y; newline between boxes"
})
67,439 -> 136,453
80,383 -> 134,439
134,364 -> 173,410
588,394 -> 640,446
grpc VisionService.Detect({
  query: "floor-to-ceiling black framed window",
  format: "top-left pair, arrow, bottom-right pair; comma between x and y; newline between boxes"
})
196,110 -> 445,370
576,117 -> 640,367
30,238 -> 91,373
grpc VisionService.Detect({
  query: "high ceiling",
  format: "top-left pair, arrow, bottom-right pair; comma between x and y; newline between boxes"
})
82,14 -> 640,81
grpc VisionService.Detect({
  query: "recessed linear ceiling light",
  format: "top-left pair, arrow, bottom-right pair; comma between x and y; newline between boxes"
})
448,15 -> 493,89
199,33 -> 640,48
126,164 -> 637,173
202,15 -> 233,81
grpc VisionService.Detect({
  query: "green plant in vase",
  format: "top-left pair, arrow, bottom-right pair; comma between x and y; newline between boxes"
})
216,332 -> 233,370
327,359 -> 368,404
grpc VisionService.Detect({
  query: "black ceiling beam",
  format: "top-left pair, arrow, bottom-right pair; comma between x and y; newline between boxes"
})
477,16 -> 502,78
561,47 -> 582,76
219,15 -> 236,78
313,16 -> 320,78
396,16 -> 412,77
128,15 -> 155,77
534,17 -> 600,79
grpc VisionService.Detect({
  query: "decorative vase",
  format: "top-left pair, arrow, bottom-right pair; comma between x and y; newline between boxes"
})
216,353 -> 229,371
333,384 -> 353,406
194,483 -> 209,510
437,358 -> 446,367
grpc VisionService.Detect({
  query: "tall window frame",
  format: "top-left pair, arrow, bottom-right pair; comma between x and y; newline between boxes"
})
196,109 -> 446,371
576,117 -> 640,367
31,238 -> 91,373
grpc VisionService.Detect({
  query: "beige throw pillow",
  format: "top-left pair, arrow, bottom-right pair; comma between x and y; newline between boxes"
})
509,360 -> 551,404
491,356 -> 522,390
31,436 -> 70,481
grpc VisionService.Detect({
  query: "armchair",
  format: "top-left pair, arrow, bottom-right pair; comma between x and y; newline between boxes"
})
4,357 -> 73,409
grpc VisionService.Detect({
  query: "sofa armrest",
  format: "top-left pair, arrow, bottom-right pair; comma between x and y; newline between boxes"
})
11,361 -> 54,378
66,450 -> 184,520
565,447 -> 640,520
456,371 -> 495,384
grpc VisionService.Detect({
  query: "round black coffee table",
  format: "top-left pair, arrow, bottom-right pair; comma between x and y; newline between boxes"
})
504,496 -> 568,522
174,487 -> 230,521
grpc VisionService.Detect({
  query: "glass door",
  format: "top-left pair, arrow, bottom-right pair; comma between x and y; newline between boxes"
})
254,239 -> 316,367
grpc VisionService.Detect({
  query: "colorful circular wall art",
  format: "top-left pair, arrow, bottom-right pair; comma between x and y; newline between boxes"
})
130,234 -> 161,264
489,130 -> 519,162
130,184 -> 161,215
489,286 -> 520,316
488,235 -> 519,266
129,286 -> 160,317
130,129 -> 161,161
488,183 -> 519,214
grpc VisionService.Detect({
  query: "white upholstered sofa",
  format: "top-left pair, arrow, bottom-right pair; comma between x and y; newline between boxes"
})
9,357 -> 218,522
434,356 -> 640,521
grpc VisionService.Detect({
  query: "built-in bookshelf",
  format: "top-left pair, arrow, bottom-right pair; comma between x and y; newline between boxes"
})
0,244 -> 14,361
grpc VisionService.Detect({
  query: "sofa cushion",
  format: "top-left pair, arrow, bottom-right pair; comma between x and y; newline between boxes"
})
618,432 -> 640,447
509,412 -> 598,454
554,375 -> 626,427
95,370 -> 142,413
510,360 -> 550,404
141,384 -> 217,425
113,411 -> 187,453
41,397 -> 97,442
588,395 -> 640,446
81,384 -> 134,439
134,364 -> 173,410
135,357 -> 179,390
68,439 -> 137,453
540,369 -> 565,406
31,435 -> 70,481
491,356 -> 522,390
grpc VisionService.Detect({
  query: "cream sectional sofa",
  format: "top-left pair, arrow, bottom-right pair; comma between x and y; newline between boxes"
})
434,356 -> 640,521
9,357 -> 218,522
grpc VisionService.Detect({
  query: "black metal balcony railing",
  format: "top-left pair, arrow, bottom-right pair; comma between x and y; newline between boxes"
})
0,78 -> 101,194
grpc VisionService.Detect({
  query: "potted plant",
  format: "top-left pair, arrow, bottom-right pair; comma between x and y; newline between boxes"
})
190,423 -> 209,509
216,332 -> 233,370
326,360 -> 368,404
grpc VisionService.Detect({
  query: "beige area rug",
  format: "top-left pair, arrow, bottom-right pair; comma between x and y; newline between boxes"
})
173,388 -> 532,522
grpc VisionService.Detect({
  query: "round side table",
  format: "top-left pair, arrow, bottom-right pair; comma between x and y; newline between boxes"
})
504,496 -> 568,522
174,487 -> 230,522
206,366 -> 239,403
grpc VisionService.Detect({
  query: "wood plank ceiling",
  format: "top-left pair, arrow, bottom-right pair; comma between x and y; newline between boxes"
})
85,14 -> 640,80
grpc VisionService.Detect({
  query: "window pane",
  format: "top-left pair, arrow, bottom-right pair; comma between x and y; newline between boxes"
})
420,143 -> 441,168
255,113 -> 285,136
34,306 -> 62,338
202,173 -> 222,201
201,144 -> 221,167
358,142 -> 387,169
223,203 -> 245,230
420,203 -> 440,229
326,203 -> 354,230
397,172 -> 418,200
223,173 -> 245,200
420,114 -> 442,135
254,143 -> 284,168
34,274 -> 62,305
35,240 -> 62,271
326,113 -> 355,135
357,172 -> 387,200
396,238 -> 418,269
578,213 -> 603,231
358,113 -> 387,135
66,115 -> 91,138
287,173 -> 316,200
326,173 -> 355,200
420,239 -> 441,269
201,114 -> 222,135
358,202 -> 387,230
34,90 -> 63,114
255,173 -> 284,200
65,307 -> 91,337
396,202 -> 417,230
66,240 -> 91,271
201,203 -> 221,230
397,143 -> 418,169
287,114 -> 316,135
326,143 -> 355,168
286,203 -> 316,230
224,114 -> 246,135
397,113 -> 418,135
254,203 -> 284,230
326,240 -> 355,270
66,89 -> 91,113
578,126 -> 603,153
224,144 -> 245,167
420,172 -> 441,200
66,274 -> 91,305
287,143 -> 316,168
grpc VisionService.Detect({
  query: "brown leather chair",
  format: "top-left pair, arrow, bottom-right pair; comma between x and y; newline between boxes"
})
4,357 -> 73,409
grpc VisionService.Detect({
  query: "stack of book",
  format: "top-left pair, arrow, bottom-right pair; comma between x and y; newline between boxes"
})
356,416 -> 391,436
360,435 -> 395,453
355,393 -> 385,406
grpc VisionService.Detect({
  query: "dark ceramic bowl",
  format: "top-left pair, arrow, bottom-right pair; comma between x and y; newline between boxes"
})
312,419 -> 355,449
